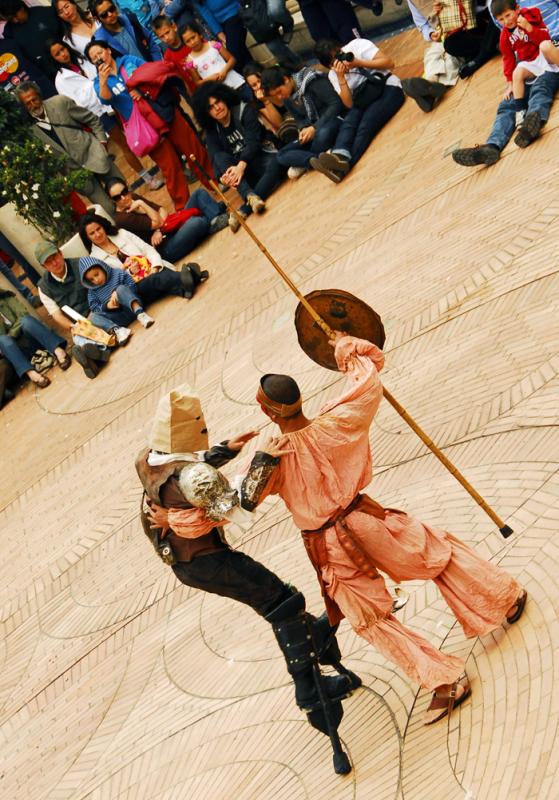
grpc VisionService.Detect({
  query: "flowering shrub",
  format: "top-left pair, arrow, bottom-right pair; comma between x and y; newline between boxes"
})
0,139 -> 90,245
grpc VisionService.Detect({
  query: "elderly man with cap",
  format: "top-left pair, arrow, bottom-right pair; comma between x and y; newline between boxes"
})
36,240 -> 131,379
136,384 -> 362,714
244,332 -> 527,725
16,81 -> 124,217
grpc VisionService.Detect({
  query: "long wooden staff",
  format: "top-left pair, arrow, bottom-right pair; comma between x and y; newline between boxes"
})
190,156 -> 513,538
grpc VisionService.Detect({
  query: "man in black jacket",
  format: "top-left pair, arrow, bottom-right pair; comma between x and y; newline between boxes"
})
192,81 -> 286,231
0,0 -> 60,79
261,65 -> 344,179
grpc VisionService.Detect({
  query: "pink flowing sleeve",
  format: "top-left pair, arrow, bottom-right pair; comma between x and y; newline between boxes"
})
319,335 -> 385,426
168,506 -> 227,538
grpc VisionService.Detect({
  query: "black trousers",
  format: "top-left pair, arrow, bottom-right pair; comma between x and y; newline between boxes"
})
444,10 -> 499,62
172,549 -> 292,617
298,0 -> 361,44
222,14 -> 252,69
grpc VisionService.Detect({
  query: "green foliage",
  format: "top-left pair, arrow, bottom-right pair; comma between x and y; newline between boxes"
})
0,138 -> 90,245
0,91 -> 28,142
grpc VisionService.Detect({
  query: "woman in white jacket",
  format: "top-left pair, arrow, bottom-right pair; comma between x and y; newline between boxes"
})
48,38 -> 164,190
78,213 -> 209,299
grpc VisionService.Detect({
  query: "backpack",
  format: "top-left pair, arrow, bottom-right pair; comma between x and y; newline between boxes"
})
239,0 -> 279,43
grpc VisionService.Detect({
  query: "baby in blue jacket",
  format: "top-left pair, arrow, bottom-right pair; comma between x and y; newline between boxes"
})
79,257 -> 155,329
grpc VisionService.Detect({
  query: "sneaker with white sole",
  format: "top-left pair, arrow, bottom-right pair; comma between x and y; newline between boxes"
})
247,193 -> 266,213
287,166 -> 307,180
114,326 -> 132,345
137,311 -> 155,328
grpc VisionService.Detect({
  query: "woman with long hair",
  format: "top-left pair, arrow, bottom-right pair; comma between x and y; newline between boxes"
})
53,0 -> 98,56
47,37 -> 162,188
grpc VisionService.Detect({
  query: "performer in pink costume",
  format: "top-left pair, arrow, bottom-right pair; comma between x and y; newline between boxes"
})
243,333 -> 527,723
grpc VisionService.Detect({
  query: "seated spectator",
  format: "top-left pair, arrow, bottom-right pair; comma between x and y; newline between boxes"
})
90,0 -> 162,60
433,0 -> 500,79
191,81 -> 286,231
152,13 -> 197,93
491,0 -> 559,126
16,80 -> 124,217
86,39 -> 214,210
0,357 -> 16,408
80,256 -> 157,329
311,37 -> 404,182
55,0 -> 99,56
47,37 -> 163,189
243,61 -> 299,142
452,0 -> 559,163
0,289 -> 71,390
180,20 -> 251,100
401,0 -> 459,113
36,240 -> 132,379
260,65 -> 344,179
0,0 -> 60,78
79,212 -> 209,299
106,179 -> 229,260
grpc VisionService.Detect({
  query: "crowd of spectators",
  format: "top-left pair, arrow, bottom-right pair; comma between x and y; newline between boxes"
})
0,0 -> 558,404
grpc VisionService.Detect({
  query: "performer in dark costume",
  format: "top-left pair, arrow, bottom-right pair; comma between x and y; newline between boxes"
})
135,383 -> 361,714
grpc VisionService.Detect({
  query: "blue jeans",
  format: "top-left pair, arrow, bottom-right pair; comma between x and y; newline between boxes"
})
332,86 -> 405,168
0,258 -> 35,303
213,151 -> 285,213
487,71 -> 559,150
0,232 -> 41,285
277,118 -> 342,168
100,285 -> 145,327
158,189 -> 220,262
0,314 -> 66,377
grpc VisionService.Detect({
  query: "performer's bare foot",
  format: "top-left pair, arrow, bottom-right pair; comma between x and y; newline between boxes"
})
423,675 -> 471,725
505,589 -> 528,624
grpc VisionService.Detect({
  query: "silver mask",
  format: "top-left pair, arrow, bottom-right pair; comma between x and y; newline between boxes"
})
177,462 -> 239,521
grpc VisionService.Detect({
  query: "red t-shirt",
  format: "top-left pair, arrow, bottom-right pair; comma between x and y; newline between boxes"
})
163,43 -> 196,94
499,7 -> 551,81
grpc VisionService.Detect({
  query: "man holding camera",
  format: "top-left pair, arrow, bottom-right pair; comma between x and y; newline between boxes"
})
309,37 -> 405,182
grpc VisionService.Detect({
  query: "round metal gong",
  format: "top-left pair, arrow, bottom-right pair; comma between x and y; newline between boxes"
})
295,289 -> 385,371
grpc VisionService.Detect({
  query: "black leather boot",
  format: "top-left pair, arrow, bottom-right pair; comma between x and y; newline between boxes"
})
266,592 -> 353,711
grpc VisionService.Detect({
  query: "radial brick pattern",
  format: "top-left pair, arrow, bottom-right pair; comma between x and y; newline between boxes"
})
1,28 -> 559,800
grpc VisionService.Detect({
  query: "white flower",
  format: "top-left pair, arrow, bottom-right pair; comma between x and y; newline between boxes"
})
53,211 -> 61,218
31,183 -> 39,191
22,194 -> 28,201
15,184 -> 20,193
32,193 -> 39,199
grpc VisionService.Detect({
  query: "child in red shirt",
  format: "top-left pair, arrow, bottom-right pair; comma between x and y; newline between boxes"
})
492,0 -> 559,125
152,14 -> 197,95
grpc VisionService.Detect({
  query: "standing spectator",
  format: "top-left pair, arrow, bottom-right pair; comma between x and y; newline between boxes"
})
47,38 -> 163,188
0,232 -> 42,289
117,0 -> 161,28
297,0 -> 361,45
0,289 -> 71,389
87,40 -> 214,209
90,0 -> 162,60
261,64 -> 344,179
310,37 -> 404,182
0,0 -> 61,77
54,0 -> 99,56
192,81 -> 285,229
152,13 -> 197,92
0,255 -> 41,307
106,178 -> 229,260
16,80 -> 124,216
192,0 -> 251,69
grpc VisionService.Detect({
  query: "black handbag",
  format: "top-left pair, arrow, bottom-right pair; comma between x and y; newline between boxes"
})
351,68 -> 388,110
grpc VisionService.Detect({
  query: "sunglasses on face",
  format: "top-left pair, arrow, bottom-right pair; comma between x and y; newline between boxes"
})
98,4 -> 117,19
110,187 -> 129,202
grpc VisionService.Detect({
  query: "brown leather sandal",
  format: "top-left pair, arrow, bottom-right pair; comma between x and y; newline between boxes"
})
506,589 -> 528,624
423,675 -> 471,726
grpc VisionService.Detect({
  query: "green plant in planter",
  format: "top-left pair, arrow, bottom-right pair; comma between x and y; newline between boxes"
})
0,138 -> 90,246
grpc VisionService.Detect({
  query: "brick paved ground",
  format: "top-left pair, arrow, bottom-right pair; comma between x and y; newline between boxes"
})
2,29 -> 559,800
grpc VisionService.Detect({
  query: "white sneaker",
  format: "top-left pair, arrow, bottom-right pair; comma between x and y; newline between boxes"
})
115,326 -> 132,345
137,312 -> 155,328
515,109 -> 526,128
287,166 -> 307,180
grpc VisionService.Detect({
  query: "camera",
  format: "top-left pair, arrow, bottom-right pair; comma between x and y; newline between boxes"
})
335,51 -> 355,63
94,59 -> 105,68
